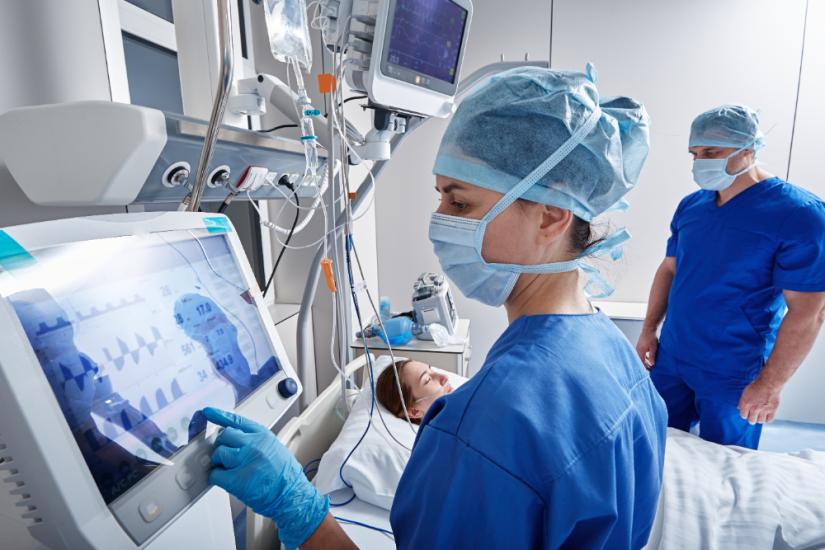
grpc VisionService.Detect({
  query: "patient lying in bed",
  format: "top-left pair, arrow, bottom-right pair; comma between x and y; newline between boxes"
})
374,359 -> 453,423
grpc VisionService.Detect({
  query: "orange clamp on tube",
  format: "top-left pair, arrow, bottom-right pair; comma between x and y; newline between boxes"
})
321,258 -> 337,293
318,73 -> 337,94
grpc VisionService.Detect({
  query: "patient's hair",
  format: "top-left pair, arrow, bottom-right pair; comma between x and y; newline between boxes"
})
375,360 -> 421,425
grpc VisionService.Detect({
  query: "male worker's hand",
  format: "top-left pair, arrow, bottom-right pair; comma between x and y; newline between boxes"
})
636,330 -> 659,370
203,407 -> 329,550
738,378 -> 782,425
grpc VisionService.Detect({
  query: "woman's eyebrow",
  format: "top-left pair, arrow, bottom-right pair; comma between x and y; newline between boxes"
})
436,183 -> 465,194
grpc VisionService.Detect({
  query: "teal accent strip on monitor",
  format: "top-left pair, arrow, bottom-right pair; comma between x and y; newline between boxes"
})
0,231 -> 35,270
204,216 -> 233,234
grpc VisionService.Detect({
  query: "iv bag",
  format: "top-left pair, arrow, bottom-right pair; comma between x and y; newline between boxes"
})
263,0 -> 313,70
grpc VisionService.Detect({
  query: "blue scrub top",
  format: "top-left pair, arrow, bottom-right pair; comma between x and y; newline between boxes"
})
390,312 -> 667,549
660,177 -> 825,376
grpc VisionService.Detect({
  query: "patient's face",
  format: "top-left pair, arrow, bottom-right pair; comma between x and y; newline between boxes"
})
403,361 -> 453,419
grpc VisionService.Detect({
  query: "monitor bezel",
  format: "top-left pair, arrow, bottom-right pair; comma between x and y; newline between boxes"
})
378,0 -> 472,96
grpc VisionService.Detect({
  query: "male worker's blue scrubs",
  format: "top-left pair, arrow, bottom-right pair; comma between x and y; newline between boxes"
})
390,313 -> 668,549
653,177 -> 825,448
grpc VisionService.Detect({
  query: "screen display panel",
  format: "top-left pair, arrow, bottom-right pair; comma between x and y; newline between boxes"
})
1,230 -> 281,503
385,0 -> 468,85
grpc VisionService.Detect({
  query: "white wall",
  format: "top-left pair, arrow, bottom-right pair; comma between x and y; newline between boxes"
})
777,0 -> 825,423
375,0 -> 552,375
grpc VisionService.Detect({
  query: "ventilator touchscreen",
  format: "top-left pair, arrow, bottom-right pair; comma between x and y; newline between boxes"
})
2,230 -> 281,503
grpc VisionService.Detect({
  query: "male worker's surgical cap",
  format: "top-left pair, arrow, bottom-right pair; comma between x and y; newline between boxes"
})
689,104 -> 764,151
433,66 -> 650,221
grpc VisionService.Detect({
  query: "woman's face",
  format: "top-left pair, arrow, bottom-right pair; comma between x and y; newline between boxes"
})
401,361 -> 453,419
434,175 -> 573,267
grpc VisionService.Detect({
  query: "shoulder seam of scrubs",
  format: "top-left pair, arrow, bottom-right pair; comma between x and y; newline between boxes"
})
454,351 -> 510,433
537,407 -> 633,486
456,326 -> 641,484
422,423 -> 547,504
527,340 -> 652,397
776,197 -> 825,239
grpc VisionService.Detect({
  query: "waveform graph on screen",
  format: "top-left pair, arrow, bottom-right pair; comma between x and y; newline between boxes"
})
101,326 -> 166,371
133,378 -> 187,417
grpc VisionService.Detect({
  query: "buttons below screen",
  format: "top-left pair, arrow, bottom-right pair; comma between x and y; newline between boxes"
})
138,501 -> 162,523
175,469 -> 195,490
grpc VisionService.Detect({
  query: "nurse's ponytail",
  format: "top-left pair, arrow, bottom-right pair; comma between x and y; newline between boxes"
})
570,216 -> 605,255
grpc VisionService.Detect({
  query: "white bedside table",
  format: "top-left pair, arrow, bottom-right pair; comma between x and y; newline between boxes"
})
351,319 -> 471,377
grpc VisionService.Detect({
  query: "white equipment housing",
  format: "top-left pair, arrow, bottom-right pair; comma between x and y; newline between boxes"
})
0,212 -> 301,549
0,101 -> 322,207
325,0 -> 474,118
411,272 -> 458,339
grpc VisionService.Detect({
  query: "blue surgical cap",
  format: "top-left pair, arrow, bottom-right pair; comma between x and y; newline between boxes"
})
689,104 -> 764,151
433,66 -> 650,221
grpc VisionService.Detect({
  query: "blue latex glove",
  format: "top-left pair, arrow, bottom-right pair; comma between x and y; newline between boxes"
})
203,407 -> 329,550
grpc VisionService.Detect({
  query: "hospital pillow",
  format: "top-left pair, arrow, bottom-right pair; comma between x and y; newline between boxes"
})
313,356 -> 467,510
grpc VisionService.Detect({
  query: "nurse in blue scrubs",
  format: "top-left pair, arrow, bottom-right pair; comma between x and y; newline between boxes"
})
202,67 -> 668,550
637,105 -> 825,449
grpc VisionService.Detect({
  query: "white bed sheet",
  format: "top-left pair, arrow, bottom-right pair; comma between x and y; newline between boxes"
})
322,425 -> 825,550
645,428 -> 825,550
328,490 -> 395,550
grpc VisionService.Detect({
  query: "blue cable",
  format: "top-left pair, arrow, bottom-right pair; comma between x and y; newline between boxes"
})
333,515 -> 395,538
302,458 -> 322,474
329,234 -> 377,508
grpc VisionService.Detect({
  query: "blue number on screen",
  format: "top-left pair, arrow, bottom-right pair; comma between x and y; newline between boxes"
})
180,343 -> 195,356
215,355 -> 234,369
196,303 -> 212,316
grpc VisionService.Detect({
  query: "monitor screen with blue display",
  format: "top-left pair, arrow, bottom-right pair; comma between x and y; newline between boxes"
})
385,0 -> 468,85
4,230 -> 280,504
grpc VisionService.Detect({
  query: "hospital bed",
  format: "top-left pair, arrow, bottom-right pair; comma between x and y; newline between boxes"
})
276,355 -> 395,549
256,356 -> 825,550
231,355 -> 392,549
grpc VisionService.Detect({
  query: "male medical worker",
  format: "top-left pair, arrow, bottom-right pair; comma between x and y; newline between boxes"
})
637,105 -> 825,449
204,66 -> 666,550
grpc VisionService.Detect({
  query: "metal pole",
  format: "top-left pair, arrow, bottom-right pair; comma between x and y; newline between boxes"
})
188,0 -> 235,212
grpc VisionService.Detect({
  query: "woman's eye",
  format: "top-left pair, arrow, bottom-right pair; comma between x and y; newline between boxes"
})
451,201 -> 467,210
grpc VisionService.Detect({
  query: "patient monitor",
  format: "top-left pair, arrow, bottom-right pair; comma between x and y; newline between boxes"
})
323,0 -> 474,118
0,212 -> 301,549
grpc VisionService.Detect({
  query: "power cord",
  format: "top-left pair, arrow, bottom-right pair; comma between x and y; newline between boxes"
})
260,123 -> 299,133
263,178 -> 301,297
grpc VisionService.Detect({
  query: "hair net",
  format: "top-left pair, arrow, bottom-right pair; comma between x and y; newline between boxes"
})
689,104 -> 764,151
432,66 -> 650,221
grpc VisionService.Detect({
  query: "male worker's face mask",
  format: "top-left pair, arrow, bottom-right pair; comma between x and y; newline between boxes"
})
429,108 -> 629,307
692,146 -> 755,192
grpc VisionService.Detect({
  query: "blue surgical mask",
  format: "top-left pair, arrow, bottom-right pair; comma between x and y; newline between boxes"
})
692,147 -> 754,191
429,107 -> 630,307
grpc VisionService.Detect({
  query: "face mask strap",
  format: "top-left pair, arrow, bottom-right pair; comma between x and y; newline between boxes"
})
724,142 -> 756,175
581,263 -> 614,299
583,228 -> 630,259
